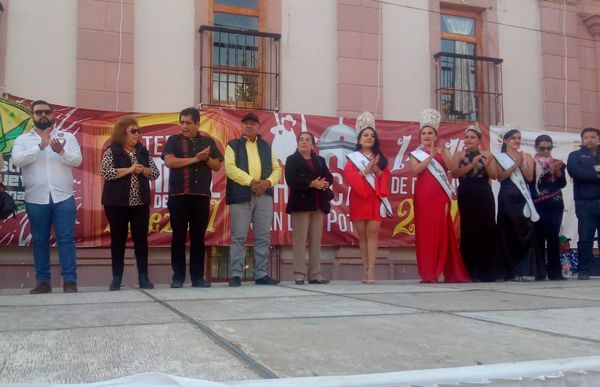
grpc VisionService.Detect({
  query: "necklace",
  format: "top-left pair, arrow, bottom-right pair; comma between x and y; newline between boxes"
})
362,151 -> 373,159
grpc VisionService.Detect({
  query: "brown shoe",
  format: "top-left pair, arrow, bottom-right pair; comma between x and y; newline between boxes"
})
30,282 -> 52,294
63,281 -> 78,293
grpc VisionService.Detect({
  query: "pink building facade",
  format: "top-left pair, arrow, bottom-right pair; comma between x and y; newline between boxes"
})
0,0 -> 598,132
539,0 -> 600,133
0,0 -> 600,285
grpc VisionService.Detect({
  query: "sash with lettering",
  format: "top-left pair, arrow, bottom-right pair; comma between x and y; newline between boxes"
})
346,151 -> 393,218
410,147 -> 456,200
494,152 -> 540,222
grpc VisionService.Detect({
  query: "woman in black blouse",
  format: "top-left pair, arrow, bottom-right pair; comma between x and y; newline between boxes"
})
531,134 -> 567,280
100,116 -> 160,290
285,132 -> 333,285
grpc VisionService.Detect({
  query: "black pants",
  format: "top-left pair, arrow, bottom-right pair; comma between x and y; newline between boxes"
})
534,207 -> 564,279
104,204 -> 150,276
167,195 -> 210,282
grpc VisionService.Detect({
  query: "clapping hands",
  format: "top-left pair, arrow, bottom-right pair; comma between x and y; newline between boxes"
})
49,138 -> 66,154
130,163 -> 144,174
364,155 -> 381,175
310,177 -> 330,190
195,147 -> 210,162
514,151 -> 524,167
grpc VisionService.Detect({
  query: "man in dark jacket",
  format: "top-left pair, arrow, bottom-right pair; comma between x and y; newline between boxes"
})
566,127 -> 600,280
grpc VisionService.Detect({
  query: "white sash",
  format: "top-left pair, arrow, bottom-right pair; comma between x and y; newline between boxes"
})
410,147 -> 456,200
494,153 -> 540,222
346,151 -> 393,218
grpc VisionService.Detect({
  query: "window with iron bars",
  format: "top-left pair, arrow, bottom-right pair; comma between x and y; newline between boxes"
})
199,25 -> 281,111
435,10 -> 504,126
434,51 -> 503,126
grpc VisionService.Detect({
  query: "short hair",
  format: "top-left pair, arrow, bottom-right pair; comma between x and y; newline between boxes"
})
179,107 -> 200,124
31,100 -> 52,112
110,116 -> 139,146
534,134 -> 553,147
297,131 -> 316,144
580,127 -> 600,139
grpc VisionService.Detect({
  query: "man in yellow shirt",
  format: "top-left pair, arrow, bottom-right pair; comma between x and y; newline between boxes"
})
225,112 -> 282,287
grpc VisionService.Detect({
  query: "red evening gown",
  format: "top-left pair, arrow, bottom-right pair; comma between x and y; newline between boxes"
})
413,152 -> 470,283
344,161 -> 391,221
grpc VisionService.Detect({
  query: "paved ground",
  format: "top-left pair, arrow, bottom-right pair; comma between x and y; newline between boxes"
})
1,279 -> 599,385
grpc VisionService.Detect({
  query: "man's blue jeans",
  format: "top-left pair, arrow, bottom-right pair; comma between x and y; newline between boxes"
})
25,196 -> 77,282
574,199 -> 600,274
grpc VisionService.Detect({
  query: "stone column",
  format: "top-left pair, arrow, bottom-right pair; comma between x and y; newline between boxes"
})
579,12 -> 600,128
76,0 -> 134,111
336,0 -> 383,119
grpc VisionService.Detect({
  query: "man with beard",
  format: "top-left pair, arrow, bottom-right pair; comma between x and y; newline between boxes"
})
12,100 -> 82,293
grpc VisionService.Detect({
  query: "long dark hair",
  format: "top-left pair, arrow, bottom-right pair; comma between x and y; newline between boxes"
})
501,129 -> 520,153
355,127 -> 388,170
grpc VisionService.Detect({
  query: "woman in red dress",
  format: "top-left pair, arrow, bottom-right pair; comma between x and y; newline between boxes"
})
344,112 -> 391,284
409,109 -> 470,283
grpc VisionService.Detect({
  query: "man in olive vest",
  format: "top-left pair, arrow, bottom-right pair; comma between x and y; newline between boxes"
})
224,112 -> 281,287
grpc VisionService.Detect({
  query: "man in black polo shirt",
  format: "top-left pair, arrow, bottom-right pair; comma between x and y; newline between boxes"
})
162,107 -> 223,288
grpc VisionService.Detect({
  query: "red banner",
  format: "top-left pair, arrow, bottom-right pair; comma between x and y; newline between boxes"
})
0,96 -> 489,247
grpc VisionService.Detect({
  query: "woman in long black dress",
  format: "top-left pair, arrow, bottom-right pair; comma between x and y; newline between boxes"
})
453,124 -> 505,281
495,129 -> 536,281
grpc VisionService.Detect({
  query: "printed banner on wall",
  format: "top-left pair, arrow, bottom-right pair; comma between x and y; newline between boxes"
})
0,95 -> 487,247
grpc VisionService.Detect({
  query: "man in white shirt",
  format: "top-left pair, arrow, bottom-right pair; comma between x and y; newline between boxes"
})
11,100 -> 82,294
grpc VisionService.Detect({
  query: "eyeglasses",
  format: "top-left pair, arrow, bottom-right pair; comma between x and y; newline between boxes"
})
129,128 -> 140,135
537,146 -> 553,151
33,110 -> 52,116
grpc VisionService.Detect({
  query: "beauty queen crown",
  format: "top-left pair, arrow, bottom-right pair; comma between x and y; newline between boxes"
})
466,122 -> 482,134
355,111 -> 376,133
419,108 -> 441,130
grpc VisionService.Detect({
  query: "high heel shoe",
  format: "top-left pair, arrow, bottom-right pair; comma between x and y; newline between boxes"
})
361,268 -> 369,284
109,275 -> 122,291
366,268 -> 376,284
